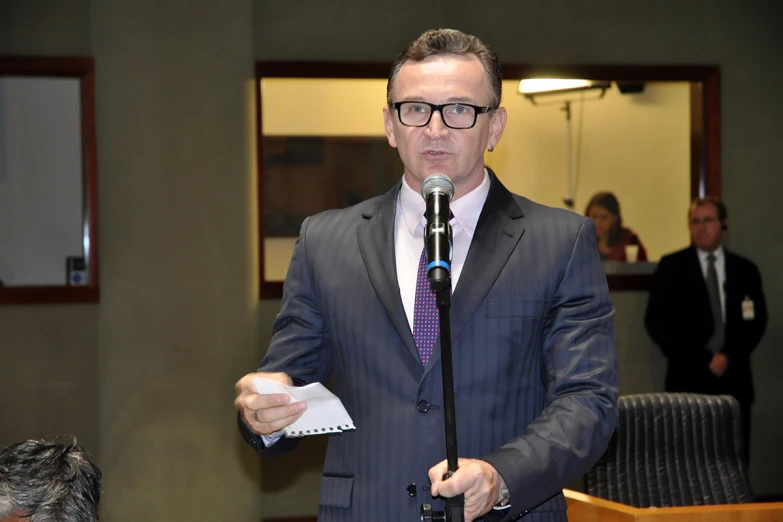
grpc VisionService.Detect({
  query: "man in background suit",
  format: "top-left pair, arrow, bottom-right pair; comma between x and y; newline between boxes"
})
235,29 -> 619,522
645,197 -> 767,464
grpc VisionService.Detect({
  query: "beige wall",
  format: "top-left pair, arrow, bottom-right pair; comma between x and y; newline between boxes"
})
261,78 -> 390,280
262,78 -> 388,136
496,81 -> 691,261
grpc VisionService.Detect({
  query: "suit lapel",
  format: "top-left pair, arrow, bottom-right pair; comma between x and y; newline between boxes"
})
357,182 -> 420,364
424,171 -> 525,376
723,250 -> 737,327
687,245 -> 705,277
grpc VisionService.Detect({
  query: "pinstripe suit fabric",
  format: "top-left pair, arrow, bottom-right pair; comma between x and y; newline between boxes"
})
241,172 -> 619,522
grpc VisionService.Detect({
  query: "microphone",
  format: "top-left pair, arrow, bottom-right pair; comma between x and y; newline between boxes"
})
421,174 -> 455,292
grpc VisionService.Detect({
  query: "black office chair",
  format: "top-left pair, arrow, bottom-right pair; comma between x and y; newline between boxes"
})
584,393 -> 753,507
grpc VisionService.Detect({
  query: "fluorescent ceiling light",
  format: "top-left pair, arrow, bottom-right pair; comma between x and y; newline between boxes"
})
518,79 -> 612,104
518,79 -> 596,94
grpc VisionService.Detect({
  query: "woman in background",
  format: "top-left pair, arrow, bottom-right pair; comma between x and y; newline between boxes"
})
585,191 -> 648,262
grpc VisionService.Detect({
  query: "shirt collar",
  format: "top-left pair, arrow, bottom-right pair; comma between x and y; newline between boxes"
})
450,170 -> 490,238
697,245 -> 725,263
399,170 -> 491,238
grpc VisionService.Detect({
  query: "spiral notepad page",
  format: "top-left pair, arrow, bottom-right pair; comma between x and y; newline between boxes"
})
254,378 -> 356,437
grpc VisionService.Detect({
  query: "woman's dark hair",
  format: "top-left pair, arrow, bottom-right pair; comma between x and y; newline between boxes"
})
585,191 -> 624,246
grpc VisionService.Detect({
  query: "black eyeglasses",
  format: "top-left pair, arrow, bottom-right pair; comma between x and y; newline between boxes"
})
392,101 -> 493,129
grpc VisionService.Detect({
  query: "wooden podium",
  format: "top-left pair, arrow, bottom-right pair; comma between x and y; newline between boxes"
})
564,489 -> 783,522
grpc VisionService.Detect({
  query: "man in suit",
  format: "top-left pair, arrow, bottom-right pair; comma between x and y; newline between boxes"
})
645,197 -> 767,464
235,29 -> 619,522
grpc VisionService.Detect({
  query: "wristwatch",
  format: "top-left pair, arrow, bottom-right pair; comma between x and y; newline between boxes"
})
497,484 -> 511,506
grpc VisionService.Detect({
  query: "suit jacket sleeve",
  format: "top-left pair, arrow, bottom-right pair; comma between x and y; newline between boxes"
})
482,218 -> 619,518
239,216 -> 334,456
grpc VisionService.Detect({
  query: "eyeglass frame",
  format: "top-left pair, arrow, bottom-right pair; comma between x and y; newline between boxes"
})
391,101 -> 494,129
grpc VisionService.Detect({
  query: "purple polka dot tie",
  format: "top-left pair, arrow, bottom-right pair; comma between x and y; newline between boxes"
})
413,248 -> 439,366
413,211 -> 453,367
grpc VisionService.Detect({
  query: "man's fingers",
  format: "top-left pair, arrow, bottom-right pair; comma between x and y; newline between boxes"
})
250,401 -> 306,424
234,391 -> 285,412
434,474 -> 467,498
428,460 -> 449,496
251,392 -> 293,410
233,371 -> 301,435
245,402 -> 307,434
428,458 -> 500,522
429,459 -> 475,497
249,409 -> 306,433
428,460 -> 448,481
431,467 -> 471,498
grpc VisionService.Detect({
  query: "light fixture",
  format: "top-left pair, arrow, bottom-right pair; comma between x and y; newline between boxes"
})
518,79 -> 611,105
517,78 -> 611,211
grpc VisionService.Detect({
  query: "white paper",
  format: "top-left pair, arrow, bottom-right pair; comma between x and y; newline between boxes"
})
254,378 -> 356,437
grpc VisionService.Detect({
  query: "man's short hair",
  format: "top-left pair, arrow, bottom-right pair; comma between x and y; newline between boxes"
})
0,437 -> 101,521
689,196 -> 728,225
387,28 -> 503,109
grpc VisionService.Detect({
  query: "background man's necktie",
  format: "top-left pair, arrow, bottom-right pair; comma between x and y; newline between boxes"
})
705,253 -> 725,353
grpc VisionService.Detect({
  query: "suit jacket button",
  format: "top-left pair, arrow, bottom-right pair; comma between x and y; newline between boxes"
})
417,400 -> 430,413
407,483 -> 417,497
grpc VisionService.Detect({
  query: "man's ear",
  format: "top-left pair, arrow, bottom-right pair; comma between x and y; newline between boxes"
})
383,106 -> 398,148
487,107 -> 507,150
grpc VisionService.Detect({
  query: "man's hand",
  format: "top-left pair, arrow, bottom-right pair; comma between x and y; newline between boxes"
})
709,353 -> 729,376
429,458 -> 506,522
233,372 -> 306,435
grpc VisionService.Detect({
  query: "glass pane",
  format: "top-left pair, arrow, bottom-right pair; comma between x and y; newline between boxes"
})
0,77 -> 86,286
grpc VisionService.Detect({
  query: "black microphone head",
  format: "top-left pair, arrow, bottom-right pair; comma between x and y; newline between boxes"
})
421,174 -> 454,201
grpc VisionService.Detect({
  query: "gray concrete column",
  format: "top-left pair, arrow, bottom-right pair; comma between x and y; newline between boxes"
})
91,1 -> 262,519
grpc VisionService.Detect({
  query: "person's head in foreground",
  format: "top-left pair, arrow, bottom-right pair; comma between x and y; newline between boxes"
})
0,436 -> 101,522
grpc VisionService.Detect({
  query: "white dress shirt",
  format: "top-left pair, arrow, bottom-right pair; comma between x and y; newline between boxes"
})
396,170 -> 491,329
697,245 -> 726,321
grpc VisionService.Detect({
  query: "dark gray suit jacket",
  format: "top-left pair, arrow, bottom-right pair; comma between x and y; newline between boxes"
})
645,246 -> 767,403
242,172 -> 619,522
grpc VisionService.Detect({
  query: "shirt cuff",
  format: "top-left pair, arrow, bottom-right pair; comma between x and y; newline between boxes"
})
260,429 -> 285,447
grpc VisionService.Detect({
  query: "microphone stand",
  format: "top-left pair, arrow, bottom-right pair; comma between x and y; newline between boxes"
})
419,249 -> 507,521
419,177 -> 503,522
438,283 -> 465,522
421,207 -> 465,522
420,280 -> 463,522
420,273 -> 538,522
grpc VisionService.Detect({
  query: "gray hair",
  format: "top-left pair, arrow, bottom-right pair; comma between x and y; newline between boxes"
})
0,437 -> 101,521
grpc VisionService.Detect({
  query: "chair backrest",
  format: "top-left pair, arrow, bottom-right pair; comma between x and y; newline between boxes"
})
584,393 -> 753,507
